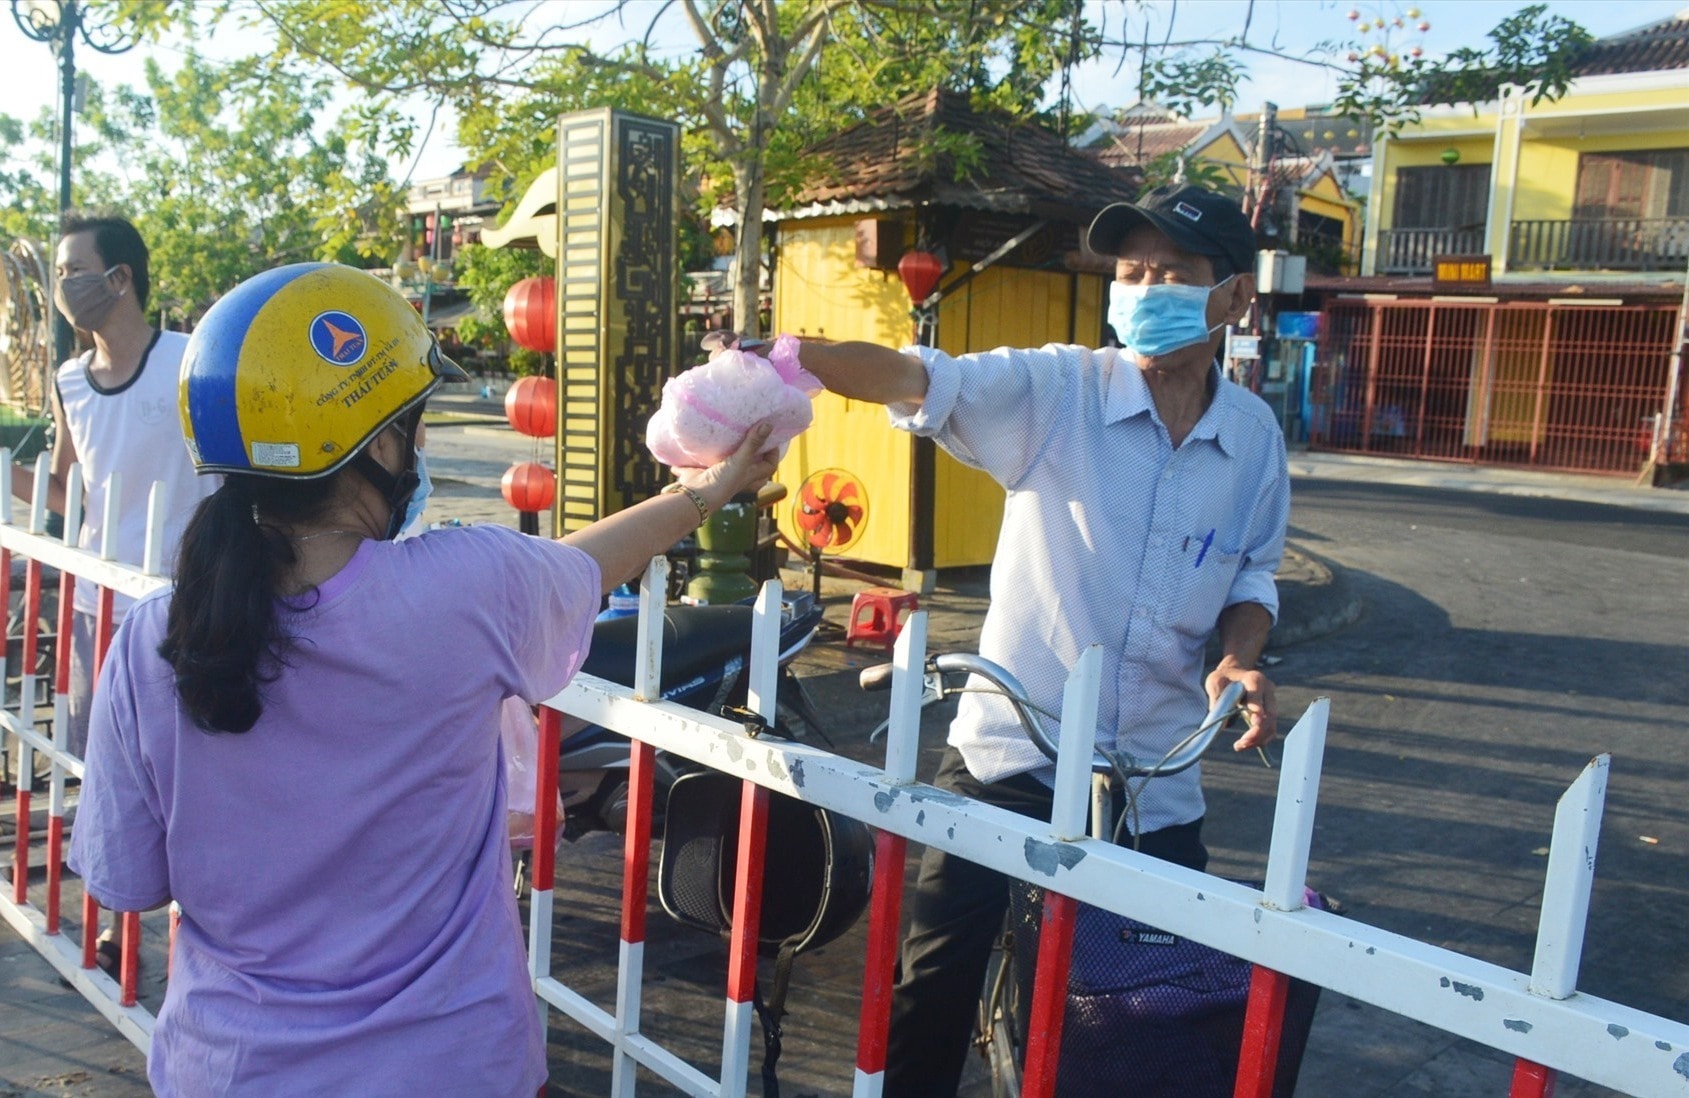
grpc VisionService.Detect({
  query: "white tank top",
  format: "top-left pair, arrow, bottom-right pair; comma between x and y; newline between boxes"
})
55,330 -> 218,616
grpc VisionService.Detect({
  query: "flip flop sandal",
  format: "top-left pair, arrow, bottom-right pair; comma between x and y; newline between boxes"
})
94,937 -> 141,981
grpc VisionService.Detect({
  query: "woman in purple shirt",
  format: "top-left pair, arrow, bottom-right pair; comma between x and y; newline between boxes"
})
68,263 -> 775,1097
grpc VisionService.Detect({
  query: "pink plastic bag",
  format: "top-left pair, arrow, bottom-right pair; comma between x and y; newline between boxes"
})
646,334 -> 821,467
501,696 -> 564,851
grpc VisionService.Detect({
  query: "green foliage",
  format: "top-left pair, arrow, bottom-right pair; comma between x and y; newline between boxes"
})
1139,50 -> 1242,118
1318,3 -> 1595,133
30,0 -> 1595,336
0,48 -> 398,322
452,242 -> 548,347
1295,230 -> 1354,278
1139,150 -> 1236,196
507,346 -> 547,377
1421,4 -> 1594,111
119,54 -> 399,318
0,111 -> 58,243
150,0 -> 1106,336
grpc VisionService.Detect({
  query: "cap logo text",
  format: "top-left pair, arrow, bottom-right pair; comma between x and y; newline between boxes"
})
1173,202 -> 1203,222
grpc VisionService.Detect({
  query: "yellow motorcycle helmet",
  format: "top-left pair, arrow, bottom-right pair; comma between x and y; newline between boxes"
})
180,262 -> 467,478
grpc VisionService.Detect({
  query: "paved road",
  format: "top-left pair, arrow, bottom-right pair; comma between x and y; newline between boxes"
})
1239,481 -> 1689,1096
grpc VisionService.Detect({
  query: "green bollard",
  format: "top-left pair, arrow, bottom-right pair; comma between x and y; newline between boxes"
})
686,491 -> 760,604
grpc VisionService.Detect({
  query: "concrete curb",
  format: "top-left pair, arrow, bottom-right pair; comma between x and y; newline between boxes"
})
1269,542 -> 1363,650
1287,450 -> 1689,516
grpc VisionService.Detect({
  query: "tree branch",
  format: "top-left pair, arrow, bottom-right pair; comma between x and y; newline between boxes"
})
1103,34 -> 1349,74
681,0 -> 754,70
769,4 -> 848,118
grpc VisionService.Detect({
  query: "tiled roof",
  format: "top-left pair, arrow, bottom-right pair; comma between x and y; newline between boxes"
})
1089,119 -> 1212,167
1574,11 -> 1689,75
782,89 -> 1140,221
1413,12 -> 1688,104
1273,153 -> 1348,194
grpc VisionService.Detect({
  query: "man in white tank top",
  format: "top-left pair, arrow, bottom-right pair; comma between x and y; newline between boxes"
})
9,214 -> 215,762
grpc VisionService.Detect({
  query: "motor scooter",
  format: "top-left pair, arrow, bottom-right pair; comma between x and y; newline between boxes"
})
553,590 -> 826,840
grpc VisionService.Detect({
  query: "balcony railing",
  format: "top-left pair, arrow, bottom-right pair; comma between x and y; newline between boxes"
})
1377,219 -> 1689,275
1376,227 -> 1484,275
1509,217 -> 1689,272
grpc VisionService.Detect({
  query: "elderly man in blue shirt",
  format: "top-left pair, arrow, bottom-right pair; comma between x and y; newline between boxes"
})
788,183 -> 1289,1095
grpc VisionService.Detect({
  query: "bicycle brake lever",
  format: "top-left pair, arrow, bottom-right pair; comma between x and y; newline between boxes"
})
720,704 -> 771,738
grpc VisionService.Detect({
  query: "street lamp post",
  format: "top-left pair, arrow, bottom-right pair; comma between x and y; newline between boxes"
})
10,0 -> 135,367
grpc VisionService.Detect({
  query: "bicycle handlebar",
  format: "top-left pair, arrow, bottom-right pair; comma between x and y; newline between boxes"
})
861,652 -> 1247,779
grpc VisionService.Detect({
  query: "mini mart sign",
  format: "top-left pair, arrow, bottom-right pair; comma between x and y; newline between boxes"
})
1432,254 -> 1492,291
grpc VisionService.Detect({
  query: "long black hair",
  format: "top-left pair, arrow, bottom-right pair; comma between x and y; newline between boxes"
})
159,473 -> 342,733
161,404 -> 424,732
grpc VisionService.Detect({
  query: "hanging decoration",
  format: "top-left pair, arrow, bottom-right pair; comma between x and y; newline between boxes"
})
502,276 -> 556,353
897,250 -> 944,305
501,461 -> 555,513
504,375 -> 557,438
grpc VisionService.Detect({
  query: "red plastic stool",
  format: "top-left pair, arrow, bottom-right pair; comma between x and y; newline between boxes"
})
845,587 -> 920,650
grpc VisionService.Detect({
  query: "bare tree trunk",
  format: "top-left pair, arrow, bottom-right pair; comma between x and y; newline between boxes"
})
732,159 -> 766,340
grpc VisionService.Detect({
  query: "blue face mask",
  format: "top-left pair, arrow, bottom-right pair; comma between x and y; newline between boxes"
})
399,448 -> 432,535
1107,275 -> 1233,358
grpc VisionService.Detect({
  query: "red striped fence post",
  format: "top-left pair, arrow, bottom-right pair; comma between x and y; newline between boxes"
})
1234,966 -> 1292,1097
852,612 -> 925,1097
1020,890 -> 1078,1098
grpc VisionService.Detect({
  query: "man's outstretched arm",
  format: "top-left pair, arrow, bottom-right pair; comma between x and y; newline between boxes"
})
795,340 -> 930,407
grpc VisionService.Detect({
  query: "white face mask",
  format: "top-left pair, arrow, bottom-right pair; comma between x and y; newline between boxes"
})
396,448 -> 431,538
1107,275 -> 1234,358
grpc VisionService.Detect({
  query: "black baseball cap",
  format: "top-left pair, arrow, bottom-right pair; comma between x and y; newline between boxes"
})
1086,185 -> 1257,275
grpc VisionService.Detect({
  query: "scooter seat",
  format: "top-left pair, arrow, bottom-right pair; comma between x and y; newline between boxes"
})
580,604 -> 757,692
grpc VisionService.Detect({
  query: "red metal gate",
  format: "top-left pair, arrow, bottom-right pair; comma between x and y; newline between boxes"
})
1308,299 -> 1681,474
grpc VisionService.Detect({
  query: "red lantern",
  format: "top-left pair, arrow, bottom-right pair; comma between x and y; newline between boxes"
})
501,461 -> 555,513
502,276 -> 556,353
504,375 -> 556,438
897,250 -> 944,304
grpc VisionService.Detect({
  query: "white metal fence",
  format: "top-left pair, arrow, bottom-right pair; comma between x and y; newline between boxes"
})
0,454 -> 170,1048
2,491 -> 1686,1096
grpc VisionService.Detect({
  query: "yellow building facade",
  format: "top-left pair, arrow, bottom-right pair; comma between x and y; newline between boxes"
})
755,88 -> 1136,585
1323,29 -> 1689,478
770,216 -> 1108,583
1364,71 -> 1689,279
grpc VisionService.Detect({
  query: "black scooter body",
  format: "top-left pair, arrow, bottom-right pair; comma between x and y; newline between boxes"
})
557,596 -> 824,837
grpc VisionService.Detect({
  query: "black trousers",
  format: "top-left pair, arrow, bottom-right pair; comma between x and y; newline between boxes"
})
882,747 -> 1208,1098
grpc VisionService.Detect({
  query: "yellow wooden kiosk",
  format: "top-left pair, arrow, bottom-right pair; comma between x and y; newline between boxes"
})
757,90 -> 1139,589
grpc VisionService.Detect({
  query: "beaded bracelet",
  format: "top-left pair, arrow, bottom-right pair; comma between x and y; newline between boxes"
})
660,481 -> 711,525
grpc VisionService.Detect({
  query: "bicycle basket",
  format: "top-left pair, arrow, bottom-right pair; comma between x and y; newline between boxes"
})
1007,879 -> 1324,1098
658,770 -> 873,956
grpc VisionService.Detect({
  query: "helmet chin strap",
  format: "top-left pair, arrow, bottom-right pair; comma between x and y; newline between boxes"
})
353,415 -> 421,540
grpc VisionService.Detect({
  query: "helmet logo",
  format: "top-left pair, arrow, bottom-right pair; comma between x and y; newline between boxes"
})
310,311 -> 367,365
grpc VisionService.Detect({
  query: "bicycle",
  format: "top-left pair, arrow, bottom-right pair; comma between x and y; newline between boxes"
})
863,653 -> 1317,1098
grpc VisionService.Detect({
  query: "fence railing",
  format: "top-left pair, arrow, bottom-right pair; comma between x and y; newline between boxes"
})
1510,216 -> 1689,272
5,490 -> 1689,1096
520,561 -> 1688,1098
1376,227 -> 1485,275
1,453 -> 171,1051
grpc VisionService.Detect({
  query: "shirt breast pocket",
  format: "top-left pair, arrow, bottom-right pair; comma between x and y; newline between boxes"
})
1166,542 -> 1242,642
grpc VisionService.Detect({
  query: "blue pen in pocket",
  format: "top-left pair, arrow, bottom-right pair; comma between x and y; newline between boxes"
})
1194,528 -> 1215,568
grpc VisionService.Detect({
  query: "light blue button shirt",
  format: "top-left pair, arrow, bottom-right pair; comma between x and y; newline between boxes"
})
890,342 -> 1289,832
